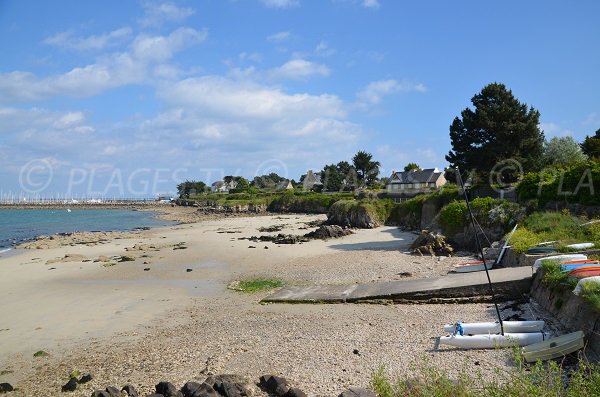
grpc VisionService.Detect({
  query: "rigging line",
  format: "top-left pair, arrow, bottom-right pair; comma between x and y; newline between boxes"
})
456,167 -> 504,335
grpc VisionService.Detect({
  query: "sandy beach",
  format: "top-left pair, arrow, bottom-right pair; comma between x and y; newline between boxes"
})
0,211 -> 547,396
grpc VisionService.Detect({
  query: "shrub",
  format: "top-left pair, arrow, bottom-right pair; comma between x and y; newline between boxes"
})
438,200 -> 468,235
510,228 -> 544,254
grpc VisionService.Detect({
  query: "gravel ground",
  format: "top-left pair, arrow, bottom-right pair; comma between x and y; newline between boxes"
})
0,213 -> 558,396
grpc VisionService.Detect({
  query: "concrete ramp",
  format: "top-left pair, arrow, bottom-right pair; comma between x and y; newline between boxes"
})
263,267 -> 533,304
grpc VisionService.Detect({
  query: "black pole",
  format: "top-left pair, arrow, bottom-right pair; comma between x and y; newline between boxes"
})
456,168 -> 504,335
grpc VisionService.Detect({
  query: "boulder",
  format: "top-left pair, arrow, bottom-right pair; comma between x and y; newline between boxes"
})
182,382 -> 219,397
338,388 -> 377,397
0,383 -> 14,393
90,391 -> 110,397
205,375 -> 250,397
155,381 -> 183,397
78,374 -> 93,384
105,386 -> 121,397
409,230 -> 453,257
304,225 -> 352,240
122,384 -> 139,397
61,378 -> 78,392
259,375 -> 289,396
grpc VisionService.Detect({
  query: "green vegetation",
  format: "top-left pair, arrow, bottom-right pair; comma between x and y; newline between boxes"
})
543,136 -> 588,167
33,350 -> 48,357
437,197 -> 523,236
540,260 -> 600,313
579,282 -> 600,313
509,211 -> 600,254
580,128 -> 600,159
232,278 -> 284,293
327,199 -> 394,226
371,353 -> 600,397
517,160 -> 600,206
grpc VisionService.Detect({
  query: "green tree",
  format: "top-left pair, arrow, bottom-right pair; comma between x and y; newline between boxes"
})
403,162 -> 421,172
321,164 -> 345,191
445,83 -> 544,183
352,150 -> 380,187
543,136 -> 587,166
177,180 -> 207,198
235,177 -> 250,192
581,129 -> 600,159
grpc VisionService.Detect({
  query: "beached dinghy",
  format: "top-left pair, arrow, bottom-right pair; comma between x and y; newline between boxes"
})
566,242 -> 595,250
532,254 -> 587,271
527,246 -> 558,254
522,331 -> 584,362
443,320 -> 544,335
561,261 -> 600,271
568,266 -> 600,279
440,332 -> 546,349
573,276 -> 600,295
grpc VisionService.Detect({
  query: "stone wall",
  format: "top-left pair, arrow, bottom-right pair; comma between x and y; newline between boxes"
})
530,269 -> 600,358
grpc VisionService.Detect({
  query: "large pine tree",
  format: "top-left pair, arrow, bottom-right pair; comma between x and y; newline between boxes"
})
445,83 -> 544,182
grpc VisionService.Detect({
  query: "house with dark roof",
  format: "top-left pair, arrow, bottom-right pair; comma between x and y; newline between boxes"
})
302,170 -> 323,190
276,179 -> 294,190
386,168 -> 446,194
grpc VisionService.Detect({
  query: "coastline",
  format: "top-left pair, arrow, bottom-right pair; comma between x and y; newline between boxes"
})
0,211 -> 544,395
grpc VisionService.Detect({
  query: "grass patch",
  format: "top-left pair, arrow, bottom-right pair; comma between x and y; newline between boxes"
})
540,260 -> 577,290
230,278 -> 284,293
371,352 -> 600,397
579,282 -> 600,313
33,350 -> 48,357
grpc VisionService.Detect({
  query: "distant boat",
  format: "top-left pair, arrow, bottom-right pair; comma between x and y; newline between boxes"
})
453,260 -> 492,273
522,331 -> 585,362
67,208 -> 72,213
566,242 -> 595,250
568,266 -> 600,279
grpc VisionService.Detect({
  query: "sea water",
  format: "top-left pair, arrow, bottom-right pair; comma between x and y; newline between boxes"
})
0,208 -> 172,250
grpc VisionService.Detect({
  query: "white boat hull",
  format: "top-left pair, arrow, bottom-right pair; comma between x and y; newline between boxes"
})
439,332 -> 546,349
533,254 -> 587,271
566,242 -> 594,250
522,331 -> 584,362
443,320 -> 545,335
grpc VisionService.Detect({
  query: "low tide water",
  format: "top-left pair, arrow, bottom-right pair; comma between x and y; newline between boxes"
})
0,208 -> 172,250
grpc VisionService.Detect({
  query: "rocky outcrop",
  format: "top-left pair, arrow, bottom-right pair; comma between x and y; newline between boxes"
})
327,201 -> 381,229
304,225 -> 353,240
409,230 -> 453,256
198,203 -> 267,214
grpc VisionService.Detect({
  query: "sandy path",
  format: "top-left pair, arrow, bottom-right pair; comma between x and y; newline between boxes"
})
0,213 -> 534,395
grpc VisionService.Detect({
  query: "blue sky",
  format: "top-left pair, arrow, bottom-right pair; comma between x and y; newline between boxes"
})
1,0 -> 599,197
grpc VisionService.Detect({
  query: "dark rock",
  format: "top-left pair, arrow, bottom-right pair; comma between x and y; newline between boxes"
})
156,381 -> 183,397
144,267 -> 151,271
105,386 -> 121,397
338,387 -> 377,397
410,230 -> 453,257
0,383 -> 14,393
353,349 -> 360,355
122,384 -> 139,397
304,225 -> 352,240
283,388 -> 307,397
91,391 -> 110,397
78,373 -> 93,384
145,394 -> 165,397
118,255 -> 135,262
186,268 -> 193,272
204,375 -> 250,397
62,377 -> 78,392
181,382 -> 218,397
259,375 -> 289,396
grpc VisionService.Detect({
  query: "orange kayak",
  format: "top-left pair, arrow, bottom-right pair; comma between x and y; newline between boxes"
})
568,266 -> 600,279
561,259 -> 600,265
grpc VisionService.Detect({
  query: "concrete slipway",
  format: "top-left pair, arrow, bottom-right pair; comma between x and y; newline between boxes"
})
263,267 -> 533,304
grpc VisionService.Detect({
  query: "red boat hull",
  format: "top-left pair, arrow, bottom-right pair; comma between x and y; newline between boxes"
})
568,266 -> 600,279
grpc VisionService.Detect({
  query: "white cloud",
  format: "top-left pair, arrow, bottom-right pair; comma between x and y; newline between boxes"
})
315,40 -> 336,57
239,52 -> 262,63
0,28 -> 207,102
356,79 -> 426,107
540,122 -> 574,138
269,59 -> 330,80
260,0 -> 299,8
43,27 -> 132,51
362,0 -> 380,8
582,112 -> 599,128
267,31 -> 291,42
139,1 -> 195,27
161,76 -> 345,119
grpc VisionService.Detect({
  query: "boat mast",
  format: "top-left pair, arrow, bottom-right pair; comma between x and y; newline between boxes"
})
456,168 -> 504,335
